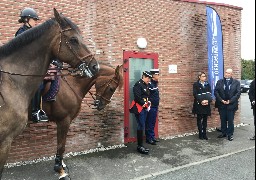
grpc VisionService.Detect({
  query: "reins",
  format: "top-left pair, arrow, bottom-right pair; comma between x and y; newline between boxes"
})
0,67 -> 80,77
62,76 -> 95,108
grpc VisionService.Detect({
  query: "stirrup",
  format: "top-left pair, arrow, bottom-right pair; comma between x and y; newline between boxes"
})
39,109 -> 49,121
32,110 -> 41,122
32,110 -> 48,122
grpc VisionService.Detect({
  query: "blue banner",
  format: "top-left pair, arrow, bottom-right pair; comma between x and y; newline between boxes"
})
206,6 -> 224,99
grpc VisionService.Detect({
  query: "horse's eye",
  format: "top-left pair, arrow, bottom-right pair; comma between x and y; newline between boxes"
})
70,37 -> 78,45
109,87 -> 114,92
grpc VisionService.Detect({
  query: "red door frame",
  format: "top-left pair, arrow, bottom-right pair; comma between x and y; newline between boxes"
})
123,50 -> 158,143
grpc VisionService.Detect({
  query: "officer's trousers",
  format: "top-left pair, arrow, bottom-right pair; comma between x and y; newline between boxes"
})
146,107 -> 158,140
135,109 -> 148,130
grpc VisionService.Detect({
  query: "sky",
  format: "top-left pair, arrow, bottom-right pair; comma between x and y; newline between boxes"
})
201,0 -> 255,60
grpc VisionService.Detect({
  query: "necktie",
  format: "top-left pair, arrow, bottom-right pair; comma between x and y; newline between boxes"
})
226,80 -> 230,86
224,80 -> 230,100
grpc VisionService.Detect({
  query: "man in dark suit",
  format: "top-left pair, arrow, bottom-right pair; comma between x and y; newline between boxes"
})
248,79 -> 255,140
214,68 -> 241,141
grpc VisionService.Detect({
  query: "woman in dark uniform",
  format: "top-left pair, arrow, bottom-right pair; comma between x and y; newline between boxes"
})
192,72 -> 212,140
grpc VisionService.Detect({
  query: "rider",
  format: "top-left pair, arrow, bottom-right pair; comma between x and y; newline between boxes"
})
15,7 -> 49,122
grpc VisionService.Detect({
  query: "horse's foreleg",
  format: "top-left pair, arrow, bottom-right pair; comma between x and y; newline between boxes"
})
0,139 -> 13,179
54,119 -> 71,174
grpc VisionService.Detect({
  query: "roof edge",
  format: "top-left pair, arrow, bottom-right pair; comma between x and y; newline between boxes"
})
175,0 -> 243,10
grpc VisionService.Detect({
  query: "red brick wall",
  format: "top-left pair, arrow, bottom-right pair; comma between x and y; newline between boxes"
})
0,0 -> 241,163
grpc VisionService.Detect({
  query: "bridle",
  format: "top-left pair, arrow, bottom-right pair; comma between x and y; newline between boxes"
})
90,77 -> 119,104
57,25 -> 97,78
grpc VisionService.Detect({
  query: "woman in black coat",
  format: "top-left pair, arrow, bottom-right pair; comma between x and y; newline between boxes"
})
192,72 -> 212,140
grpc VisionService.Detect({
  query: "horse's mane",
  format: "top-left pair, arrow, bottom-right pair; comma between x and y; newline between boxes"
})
117,68 -> 124,91
98,63 -> 124,91
0,16 -> 79,59
0,20 -> 54,58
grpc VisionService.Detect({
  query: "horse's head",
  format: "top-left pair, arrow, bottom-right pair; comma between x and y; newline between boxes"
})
94,65 -> 123,110
52,8 -> 99,78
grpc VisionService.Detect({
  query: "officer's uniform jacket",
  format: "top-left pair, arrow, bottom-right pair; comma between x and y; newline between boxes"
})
148,79 -> 159,107
133,79 -> 150,106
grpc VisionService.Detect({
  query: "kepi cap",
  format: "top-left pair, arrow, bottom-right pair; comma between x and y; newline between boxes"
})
150,69 -> 159,75
142,71 -> 152,78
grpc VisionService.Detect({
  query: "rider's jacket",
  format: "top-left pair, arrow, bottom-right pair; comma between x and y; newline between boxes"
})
15,25 -> 30,37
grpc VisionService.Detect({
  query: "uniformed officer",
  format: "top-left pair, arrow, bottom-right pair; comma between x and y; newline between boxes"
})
130,71 -> 152,154
146,69 -> 160,145
15,8 -> 48,122
192,72 -> 212,140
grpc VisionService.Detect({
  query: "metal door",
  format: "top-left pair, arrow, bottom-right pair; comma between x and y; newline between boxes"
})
123,51 -> 158,143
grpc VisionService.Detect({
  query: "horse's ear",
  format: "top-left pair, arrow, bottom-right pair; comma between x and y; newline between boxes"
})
115,65 -> 120,77
53,8 -> 64,28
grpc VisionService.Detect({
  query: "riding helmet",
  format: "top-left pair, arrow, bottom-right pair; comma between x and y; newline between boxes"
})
20,8 -> 39,20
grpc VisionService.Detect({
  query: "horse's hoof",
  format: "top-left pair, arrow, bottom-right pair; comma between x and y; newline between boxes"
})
54,164 -> 62,172
59,174 -> 71,180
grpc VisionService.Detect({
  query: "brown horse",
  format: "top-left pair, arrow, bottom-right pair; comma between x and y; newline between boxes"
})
42,64 -> 123,179
0,8 -> 99,179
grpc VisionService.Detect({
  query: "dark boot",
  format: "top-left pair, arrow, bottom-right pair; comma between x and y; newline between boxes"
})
202,133 -> 208,140
197,115 -> 203,140
31,89 -> 48,123
202,128 -> 208,140
199,132 -> 204,140
202,116 -> 208,140
137,130 -> 149,154
250,131 -> 255,140
198,127 -> 203,140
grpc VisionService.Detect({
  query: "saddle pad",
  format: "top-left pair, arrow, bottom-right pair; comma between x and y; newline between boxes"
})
42,76 -> 60,102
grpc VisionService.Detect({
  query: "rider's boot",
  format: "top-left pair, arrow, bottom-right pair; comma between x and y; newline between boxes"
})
31,89 -> 48,123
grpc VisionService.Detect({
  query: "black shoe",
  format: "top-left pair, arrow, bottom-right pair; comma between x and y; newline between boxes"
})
137,146 -> 149,154
199,135 -> 204,140
146,139 -> 157,145
216,127 -> 222,132
144,147 -> 149,152
203,135 -> 208,140
153,138 -> 160,142
250,135 -> 255,140
227,136 -> 233,141
217,134 -> 226,138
